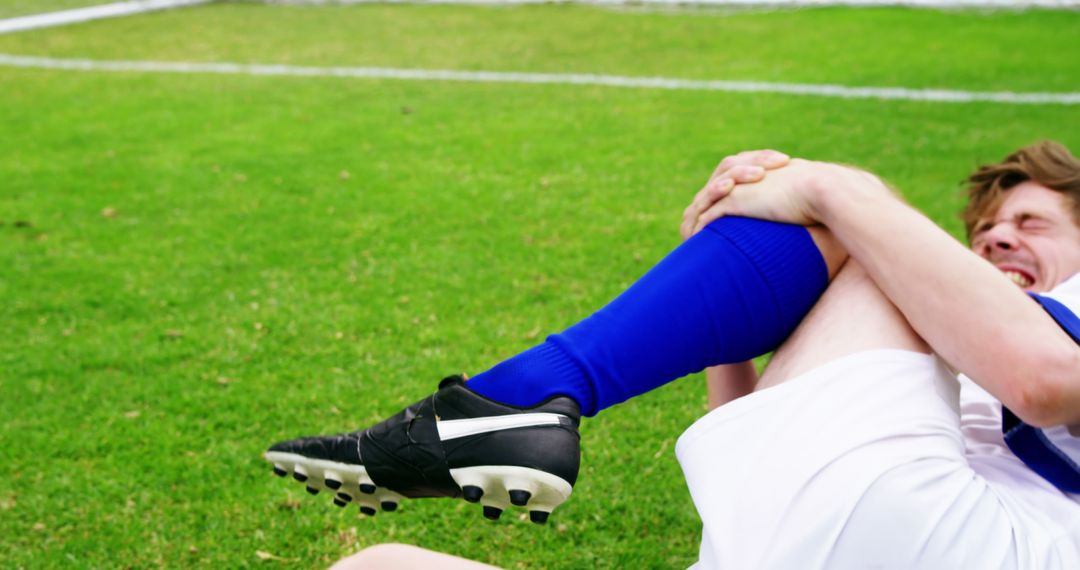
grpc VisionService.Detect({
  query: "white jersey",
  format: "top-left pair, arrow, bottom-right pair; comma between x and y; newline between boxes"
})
960,272 -> 1080,499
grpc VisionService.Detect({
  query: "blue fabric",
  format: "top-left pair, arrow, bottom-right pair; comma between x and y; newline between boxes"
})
466,217 -> 829,416
1000,293 -> 1080,494
1030,294 -> 1080,343
1002,409 -> 1080,494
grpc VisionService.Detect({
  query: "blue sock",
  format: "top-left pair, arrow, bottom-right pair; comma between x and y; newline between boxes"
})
465,217 -> 829,416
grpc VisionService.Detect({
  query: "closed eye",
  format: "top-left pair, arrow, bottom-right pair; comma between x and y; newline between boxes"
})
1018,214 -> 1052,232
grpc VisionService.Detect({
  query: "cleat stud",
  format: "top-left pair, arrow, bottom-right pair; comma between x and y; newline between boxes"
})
359,484 -> 377,495
509,489 -> 532,507
483,506 -> 503,521
324,479 -> 342,490
380,501 -> 398,512
360,506 -> 377,516
462,485 -> 484,503
272,466 -> 287,477
306,486 -> 319,495
529,511 -> 550,525
333,499 -> 347,508
336,493 -> 352,502
293,472 -> 308,483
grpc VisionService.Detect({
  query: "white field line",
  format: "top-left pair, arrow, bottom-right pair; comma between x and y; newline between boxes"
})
1,54 -> 1078,105
0,0 -> 210,35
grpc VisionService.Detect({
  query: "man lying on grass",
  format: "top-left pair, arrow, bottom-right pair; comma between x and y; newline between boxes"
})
266,141 -> 1080,569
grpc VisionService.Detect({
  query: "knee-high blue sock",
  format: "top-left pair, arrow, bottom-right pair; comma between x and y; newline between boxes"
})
465,217 -> 828,416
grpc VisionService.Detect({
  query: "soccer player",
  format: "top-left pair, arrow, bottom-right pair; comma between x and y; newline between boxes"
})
268,142 -> 1080,569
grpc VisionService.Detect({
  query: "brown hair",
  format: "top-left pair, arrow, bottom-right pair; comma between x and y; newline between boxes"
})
962,141 -> 1080,240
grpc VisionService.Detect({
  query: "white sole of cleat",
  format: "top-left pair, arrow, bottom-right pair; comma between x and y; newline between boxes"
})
450,465 -> 572,517
266,452 -> 573,520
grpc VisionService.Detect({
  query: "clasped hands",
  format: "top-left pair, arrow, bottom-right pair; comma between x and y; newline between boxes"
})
680,150 -> 887,240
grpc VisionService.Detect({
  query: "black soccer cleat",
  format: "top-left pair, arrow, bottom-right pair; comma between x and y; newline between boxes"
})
265,375 -> 580,522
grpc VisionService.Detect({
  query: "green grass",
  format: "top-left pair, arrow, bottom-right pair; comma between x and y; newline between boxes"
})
1,4 -> 1079,92
0,0 -> 123,19
1,3 -> 1079,568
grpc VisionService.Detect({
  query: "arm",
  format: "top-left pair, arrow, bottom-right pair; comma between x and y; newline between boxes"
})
706,362 -> 758,410
688,158 -> 1080,427
807,171 -> 1080,427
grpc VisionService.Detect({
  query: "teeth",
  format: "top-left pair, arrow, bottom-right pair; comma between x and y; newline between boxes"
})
1003,271 -> 1032,287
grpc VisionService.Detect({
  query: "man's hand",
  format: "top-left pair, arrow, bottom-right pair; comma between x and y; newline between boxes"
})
682,151 -> 889,237
681,149 -> 790,240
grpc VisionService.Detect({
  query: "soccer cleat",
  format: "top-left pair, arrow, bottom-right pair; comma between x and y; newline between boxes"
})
265,375 -> 581,522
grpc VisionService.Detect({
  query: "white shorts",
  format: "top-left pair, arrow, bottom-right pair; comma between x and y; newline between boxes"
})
676,349 -> 1080,570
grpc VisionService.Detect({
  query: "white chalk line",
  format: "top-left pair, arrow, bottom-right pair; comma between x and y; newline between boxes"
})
0,0 -> 210,35
0,54 -> 1077,105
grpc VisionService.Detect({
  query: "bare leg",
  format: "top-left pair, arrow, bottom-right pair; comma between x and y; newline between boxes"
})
330,544 -> 502,570
758,256 -> 930,389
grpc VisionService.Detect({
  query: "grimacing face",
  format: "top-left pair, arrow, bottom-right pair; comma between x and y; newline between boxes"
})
970,181 -> 1080,293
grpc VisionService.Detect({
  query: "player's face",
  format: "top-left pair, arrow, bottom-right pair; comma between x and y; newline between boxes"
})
970,181 -> 1080,293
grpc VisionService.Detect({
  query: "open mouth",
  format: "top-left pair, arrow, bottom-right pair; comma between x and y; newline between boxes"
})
1001,269 -> 1034,288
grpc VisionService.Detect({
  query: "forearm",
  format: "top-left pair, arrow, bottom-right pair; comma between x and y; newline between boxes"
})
706,362 -> 758,410
809,171 -> 1080,426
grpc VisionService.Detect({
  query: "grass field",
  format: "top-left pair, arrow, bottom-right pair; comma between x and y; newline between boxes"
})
2,2 -> 1079,568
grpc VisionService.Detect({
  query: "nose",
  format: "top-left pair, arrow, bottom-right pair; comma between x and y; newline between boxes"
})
976,220 -> 1019,254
